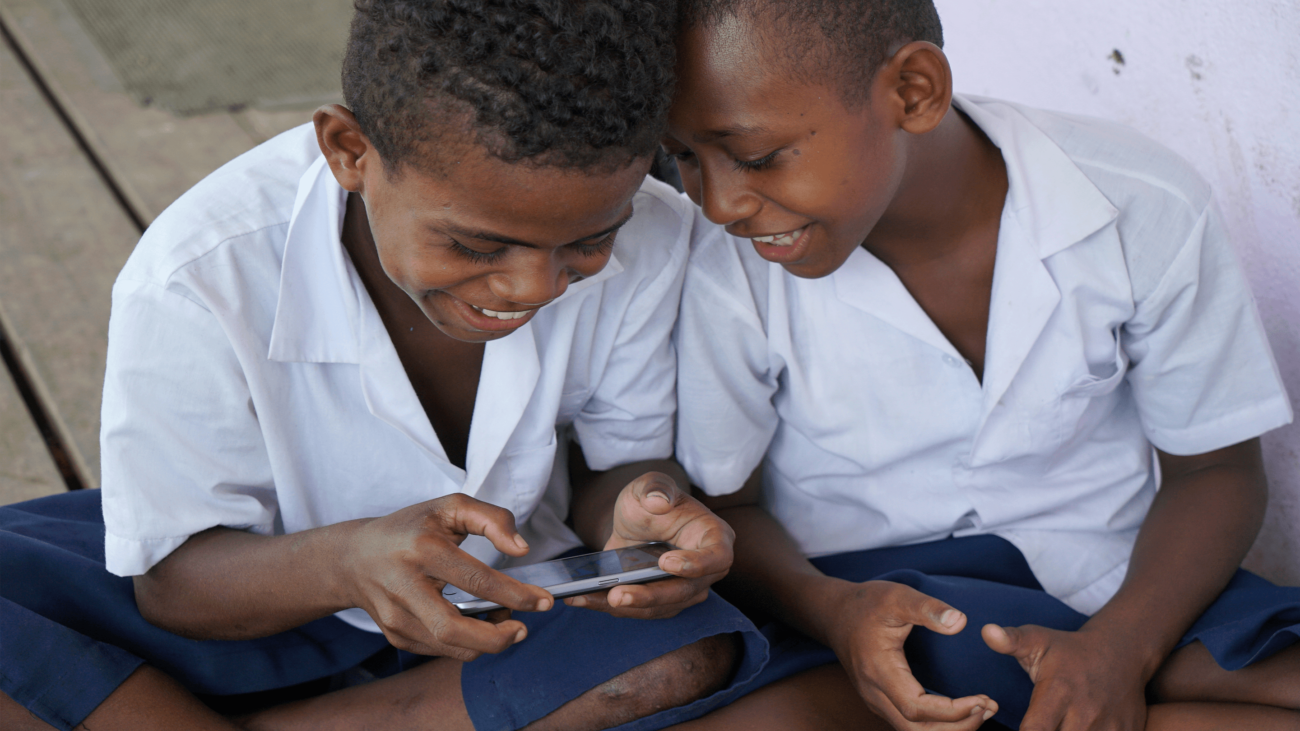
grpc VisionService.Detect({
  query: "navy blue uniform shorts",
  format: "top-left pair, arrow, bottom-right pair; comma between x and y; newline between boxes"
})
0,491 -> 768,731
732,534 -> 1300,730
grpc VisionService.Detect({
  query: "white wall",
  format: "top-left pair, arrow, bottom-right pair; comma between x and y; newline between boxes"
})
933,0 -> 1300,585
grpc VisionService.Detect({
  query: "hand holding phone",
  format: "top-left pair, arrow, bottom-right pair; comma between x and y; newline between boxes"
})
342,494 -> 552,660
568,472 -> 735,619
443,542 -> 677,614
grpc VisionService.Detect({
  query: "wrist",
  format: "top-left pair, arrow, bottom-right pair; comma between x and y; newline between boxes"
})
326,518 -> 372,611
781,574 -> 859,648
1077,610 -> 1172,682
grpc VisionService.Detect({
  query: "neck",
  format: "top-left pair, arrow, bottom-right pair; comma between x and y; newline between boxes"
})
864,106 -> 1008,269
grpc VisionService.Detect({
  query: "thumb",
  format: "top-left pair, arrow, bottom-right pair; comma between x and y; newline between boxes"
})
889,583 -> 967,635
982,624 -> 1047,681
625,472 -> 683,516
982,623 -> 1021,655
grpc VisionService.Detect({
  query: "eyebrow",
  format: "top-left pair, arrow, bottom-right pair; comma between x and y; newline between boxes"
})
441,211 -> 635,249
692,124 -> 773,144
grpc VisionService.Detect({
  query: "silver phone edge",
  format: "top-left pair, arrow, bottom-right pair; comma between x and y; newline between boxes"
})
452,566 -> 673,616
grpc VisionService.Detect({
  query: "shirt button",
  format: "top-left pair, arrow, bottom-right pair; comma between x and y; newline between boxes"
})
944,355 -> 960,367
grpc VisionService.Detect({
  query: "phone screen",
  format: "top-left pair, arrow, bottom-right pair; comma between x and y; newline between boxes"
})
499,543 -> 673,588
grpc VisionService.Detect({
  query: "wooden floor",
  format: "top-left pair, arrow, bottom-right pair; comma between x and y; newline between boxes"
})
0,0 -> 315,503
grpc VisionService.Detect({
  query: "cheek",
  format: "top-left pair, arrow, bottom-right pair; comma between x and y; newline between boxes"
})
571,251 -> 614,280
382,240 -> 469,297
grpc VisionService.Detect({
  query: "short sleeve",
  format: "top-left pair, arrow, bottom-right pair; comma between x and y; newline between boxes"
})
571,190 -> 690,471
101,279 -> 277,576
1122,201 -> 1292,455
674,222 -> 781,495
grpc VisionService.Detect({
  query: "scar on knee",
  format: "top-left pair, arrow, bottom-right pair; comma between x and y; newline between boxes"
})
598,632 -> 740,709
524,634 -> 742,731
597,677 -> 632,701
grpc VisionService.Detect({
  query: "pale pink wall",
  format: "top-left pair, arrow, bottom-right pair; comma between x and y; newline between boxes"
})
932,0 -> 1300,584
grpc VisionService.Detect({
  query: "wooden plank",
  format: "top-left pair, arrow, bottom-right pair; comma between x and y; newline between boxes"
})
0,0 -> 261,223
0,33 -> 143,489
0,350 -> 64,505
234,108 -> 318,146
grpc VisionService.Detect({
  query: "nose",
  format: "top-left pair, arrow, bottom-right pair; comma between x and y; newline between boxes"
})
490,251 -> 570,307
698,166 -> 762,227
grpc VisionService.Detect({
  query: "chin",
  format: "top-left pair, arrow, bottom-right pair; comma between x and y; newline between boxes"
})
780,259 -> 838,280
440,326 -> 511,344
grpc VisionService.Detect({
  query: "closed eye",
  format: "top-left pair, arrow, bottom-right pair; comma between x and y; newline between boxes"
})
449,239 -> 506,264
572,232 -> 618,258
734,150 -> 780,172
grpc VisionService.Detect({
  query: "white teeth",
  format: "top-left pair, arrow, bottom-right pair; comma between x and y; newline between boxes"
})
471,305 -> 532,321
751,227 -> 804,247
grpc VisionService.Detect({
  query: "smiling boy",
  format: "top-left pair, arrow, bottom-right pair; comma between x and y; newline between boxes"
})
0,2 -> 768,730
668,1 -> 1300,730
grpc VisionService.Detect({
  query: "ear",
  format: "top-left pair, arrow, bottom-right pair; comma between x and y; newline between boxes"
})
313,104 -> 378,193
879,41 -> 952,135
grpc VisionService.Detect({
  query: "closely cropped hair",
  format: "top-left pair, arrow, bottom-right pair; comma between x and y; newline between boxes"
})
681,0 -> 942,103
343,0 -> 678,173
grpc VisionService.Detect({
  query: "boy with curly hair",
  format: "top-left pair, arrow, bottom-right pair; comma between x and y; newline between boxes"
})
668,1 -> 1300,729
0,2 -> 767,730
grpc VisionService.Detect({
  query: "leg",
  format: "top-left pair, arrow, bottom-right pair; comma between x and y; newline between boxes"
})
241,633 -> 738,731
666,664 -> 890,731
0,666 -> 242,731
1146,702 -> 1300,731
1,492 -> 388,729
1150,641 -> 1300,709
526,632 -> 737,731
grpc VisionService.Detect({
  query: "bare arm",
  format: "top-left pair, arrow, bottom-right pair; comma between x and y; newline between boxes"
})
1086,438 -> 1266,674
134,521 -> 359,640
133,494 -> 553,661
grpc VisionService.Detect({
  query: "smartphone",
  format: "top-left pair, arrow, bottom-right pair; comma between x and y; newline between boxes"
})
443,542 -> 677,615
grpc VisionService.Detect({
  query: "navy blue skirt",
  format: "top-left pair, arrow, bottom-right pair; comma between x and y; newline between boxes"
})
734,534 -> 1300,729
0,491 -> 768,731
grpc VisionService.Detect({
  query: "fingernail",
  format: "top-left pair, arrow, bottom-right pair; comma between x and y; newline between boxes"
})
983,709 -> 995,721
513,534 -> 529,550
664,556 -> 685,572
620,592 -> 634,607
568,595 -> 586,607
970,706 -> 983,717
941,609 -> 961,627
537,597 -> 553,612
513,627 -> 527,643
646,490 -> 671,504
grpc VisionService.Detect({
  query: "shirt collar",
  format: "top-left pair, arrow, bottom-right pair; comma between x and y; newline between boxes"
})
952,94 -> 1118,259
267,156 -> 624,364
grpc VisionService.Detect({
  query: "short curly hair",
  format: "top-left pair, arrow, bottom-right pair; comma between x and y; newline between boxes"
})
343,0 -> 678,174
681,0 -> 943,104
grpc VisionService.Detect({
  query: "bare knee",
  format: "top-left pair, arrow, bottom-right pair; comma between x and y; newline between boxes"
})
525,633 -> 739,731
594,632 -> 739,712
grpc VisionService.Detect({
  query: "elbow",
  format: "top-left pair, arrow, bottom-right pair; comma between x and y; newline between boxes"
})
132,573 -> 172,630
132,572 -> 202,638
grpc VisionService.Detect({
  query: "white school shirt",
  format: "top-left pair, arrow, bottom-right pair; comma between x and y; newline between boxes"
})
100,125 -> 691,632
675,95 -> 1293,615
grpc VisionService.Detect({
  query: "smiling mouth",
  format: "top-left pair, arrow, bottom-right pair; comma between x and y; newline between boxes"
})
750,227 -> 807,247
469,304 -> 535,321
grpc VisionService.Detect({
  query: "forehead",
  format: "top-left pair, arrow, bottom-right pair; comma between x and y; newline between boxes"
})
673,17 -> 842,135
390,146 -> 649,242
